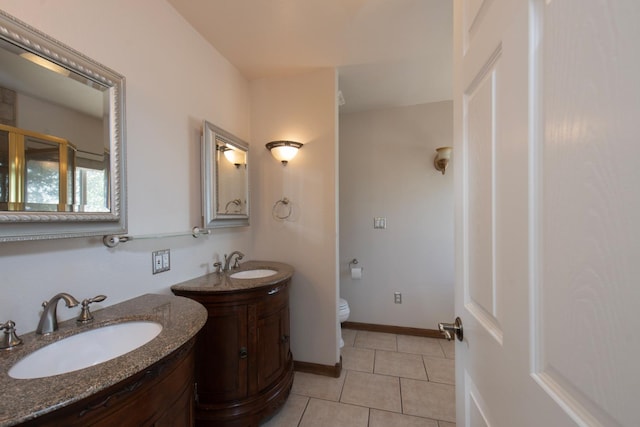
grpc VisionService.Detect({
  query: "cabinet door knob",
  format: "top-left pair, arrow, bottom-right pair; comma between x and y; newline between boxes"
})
239,347 -> 248,359
281,335 -> 290,343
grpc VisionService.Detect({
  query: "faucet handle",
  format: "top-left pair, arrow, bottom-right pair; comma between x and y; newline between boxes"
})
213,262 -> 222,273
77,295 -> 107,324
88,295 -> 107,304
1,320 -> 22,350
233,254 -> 244,269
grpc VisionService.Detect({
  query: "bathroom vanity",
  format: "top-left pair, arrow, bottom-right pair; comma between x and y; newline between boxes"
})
0,294 -> 207,427
171,261 -> 294,427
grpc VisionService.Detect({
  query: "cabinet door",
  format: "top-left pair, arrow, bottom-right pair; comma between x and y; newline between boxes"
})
256,287 -> 290,392
197,304 -> 248,403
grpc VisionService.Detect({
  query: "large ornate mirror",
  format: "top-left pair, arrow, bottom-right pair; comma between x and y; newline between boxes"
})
202,120 -> 249,228
0,10 -> 126,242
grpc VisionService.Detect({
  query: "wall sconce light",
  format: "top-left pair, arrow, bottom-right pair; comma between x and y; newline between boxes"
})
434,147 -> 453,175
265,140 -> 303,165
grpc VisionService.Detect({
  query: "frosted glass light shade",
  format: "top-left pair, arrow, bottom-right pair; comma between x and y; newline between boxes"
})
223,148 -> 245,167
265,141 -> 303,165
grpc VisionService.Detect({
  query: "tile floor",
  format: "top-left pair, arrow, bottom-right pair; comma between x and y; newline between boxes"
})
261,329 -> 456,427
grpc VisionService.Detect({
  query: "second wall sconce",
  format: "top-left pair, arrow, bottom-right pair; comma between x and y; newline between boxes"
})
266,140 -> 303,165
434,146 -> 453,175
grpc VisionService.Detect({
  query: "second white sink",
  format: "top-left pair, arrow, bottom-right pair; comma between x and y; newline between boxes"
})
9,321 -> 162,379
230,269 -> 277,279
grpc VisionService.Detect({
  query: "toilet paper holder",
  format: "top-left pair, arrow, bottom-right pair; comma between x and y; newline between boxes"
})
348,258 -> 363,279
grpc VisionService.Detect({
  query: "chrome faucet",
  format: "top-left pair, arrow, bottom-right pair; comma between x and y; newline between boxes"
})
223,251 -> 245,271
36,293 -> 80,335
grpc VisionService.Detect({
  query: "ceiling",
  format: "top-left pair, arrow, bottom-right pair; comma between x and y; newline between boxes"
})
167,0 -> 452,113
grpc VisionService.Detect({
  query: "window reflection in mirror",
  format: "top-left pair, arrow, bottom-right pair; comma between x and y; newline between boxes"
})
24,135 -> 69,211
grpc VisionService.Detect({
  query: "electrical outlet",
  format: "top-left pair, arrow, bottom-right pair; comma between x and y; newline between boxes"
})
152,249 -> 170,274
162,251 -> 170,269
394,292 -> 402,304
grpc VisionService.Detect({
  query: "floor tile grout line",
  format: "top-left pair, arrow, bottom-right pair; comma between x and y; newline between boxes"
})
423,354 -> 431,382
399,373 -> 404,415
295,394 -> 311,427
344,365 -> 432,382
307,395 -> 390,414
337,368 -> 348,403
372,349 -> 377,374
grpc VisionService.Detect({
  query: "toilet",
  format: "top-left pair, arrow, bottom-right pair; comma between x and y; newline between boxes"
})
338,298 -> 350,348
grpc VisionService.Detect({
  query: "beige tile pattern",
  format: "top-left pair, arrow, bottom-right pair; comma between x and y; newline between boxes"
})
291,370 -> 345,401
369,409 -> 439,427
424,356 -> 455,385
341,346 -> 375,373
401,378 -> 456,422
298,399 -> 369,427
353,330 -> 397,351
397,335 -> 446,358
341,370 -> 402,412
375,349 -> 428,380
439,339 -> 455,359
341,328 -> 357,347
261,393 -> 309,427
262,329 -> 456,427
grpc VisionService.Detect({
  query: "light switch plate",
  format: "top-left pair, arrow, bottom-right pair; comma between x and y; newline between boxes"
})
374,217 -> 387,229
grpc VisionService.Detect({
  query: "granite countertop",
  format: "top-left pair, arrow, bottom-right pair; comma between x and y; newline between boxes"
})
171,260 -> 294,293
0,293 -> 207,426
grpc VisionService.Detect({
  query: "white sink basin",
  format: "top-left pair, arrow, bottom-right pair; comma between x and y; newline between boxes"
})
9,321 -> 162,379
230,269 -> 278,279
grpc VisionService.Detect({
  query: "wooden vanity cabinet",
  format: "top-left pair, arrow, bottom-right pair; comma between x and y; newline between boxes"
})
19,338 -> 196,427
172,279 -> 293,427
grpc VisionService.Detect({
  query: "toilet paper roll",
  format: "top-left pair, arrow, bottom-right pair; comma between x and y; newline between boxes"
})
351,267 -> 363,279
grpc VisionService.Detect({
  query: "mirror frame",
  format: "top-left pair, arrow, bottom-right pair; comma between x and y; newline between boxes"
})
0,10 -> 126,242
202,120 -> 249,229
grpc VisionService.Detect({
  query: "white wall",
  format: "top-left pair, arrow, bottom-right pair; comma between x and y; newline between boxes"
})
339,101 -> 454,329
250,69 -> 340,366
0,0 -> 253,331
17,94 -> 104,155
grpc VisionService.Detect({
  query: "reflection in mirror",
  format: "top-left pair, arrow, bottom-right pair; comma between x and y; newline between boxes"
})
202,120 -> 249,228
0,11 -> 126,241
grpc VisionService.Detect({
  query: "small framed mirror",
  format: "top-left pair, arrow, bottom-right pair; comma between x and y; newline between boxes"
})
202,120 -> 249,228
0,10 -> 126,242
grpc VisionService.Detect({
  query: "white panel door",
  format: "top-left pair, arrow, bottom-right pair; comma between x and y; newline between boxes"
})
451,0 -> 640,426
